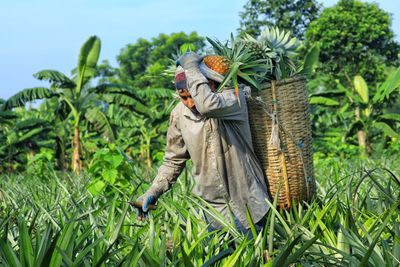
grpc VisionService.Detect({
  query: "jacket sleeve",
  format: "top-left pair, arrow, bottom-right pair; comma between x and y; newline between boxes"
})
185,68 -> 245,120
148,110 -> 190,196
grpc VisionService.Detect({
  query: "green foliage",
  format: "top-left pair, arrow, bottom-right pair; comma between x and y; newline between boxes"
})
0,116 -> 55,172
239,0 -> 321,40
207,26 -> 301,96
87,144 -> 137,197
305,0 -> 400,87
241,26 -> 299,80
117,32 -> 205,89
207,34 -> 269,93
300,42 -> 320,78
3,87 -> 55,110
2,36 -> 125,173
0,157 -> 399,266
26,148 -> 55,179
312,68 -> 400,157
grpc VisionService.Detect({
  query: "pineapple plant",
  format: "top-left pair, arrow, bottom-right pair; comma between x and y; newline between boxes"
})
206,34 -> 271,103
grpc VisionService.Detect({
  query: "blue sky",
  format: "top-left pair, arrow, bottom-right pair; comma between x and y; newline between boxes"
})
0,0 -> 398,100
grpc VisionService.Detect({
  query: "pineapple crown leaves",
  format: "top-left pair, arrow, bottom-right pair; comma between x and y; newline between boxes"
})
206,34 -> 271,92
259,27 -> 298,53
241,26 -> 300,80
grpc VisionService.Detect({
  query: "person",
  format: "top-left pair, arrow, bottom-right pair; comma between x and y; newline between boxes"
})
135,52 -> 270,235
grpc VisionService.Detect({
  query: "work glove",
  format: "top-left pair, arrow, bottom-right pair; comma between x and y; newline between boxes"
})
176,52 -> 203,70
134,189 -> 159,221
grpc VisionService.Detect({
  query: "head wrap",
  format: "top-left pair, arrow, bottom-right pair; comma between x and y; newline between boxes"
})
175,66 -> 187,90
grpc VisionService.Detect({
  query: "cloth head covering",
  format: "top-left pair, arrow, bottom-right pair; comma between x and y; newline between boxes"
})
175,66 -> 187,90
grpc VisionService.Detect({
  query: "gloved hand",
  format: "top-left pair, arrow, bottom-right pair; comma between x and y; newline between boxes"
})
134,189 -> 158,221
176,52 -> 203,70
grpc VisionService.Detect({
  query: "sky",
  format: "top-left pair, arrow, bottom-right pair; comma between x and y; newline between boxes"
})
0,0 -> 399,100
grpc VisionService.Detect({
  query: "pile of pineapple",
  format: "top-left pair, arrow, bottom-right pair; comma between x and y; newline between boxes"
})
203,26 -> 300,93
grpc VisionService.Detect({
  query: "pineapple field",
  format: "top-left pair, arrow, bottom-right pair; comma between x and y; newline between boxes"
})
0,157 -> 398,266
1,0 -> 400,266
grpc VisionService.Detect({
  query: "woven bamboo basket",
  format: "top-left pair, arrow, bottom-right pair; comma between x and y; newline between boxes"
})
246,76 -> 316,209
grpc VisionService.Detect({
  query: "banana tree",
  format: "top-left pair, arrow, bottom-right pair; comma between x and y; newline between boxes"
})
311,67 -> 400,156
3,36 -> 115,173
0,117 -> 54,172
100,87 -> 175,167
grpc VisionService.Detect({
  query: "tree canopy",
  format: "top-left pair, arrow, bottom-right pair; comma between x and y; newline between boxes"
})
116,32 -> 205,89
238,0 -> 321,40
305,0 -> 400,87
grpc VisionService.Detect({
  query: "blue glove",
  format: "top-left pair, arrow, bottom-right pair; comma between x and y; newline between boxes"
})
176,52 -> 203,70
135,191 -> 158,221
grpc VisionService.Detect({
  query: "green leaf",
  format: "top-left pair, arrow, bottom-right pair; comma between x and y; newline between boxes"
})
33,70 -> 75,88
353,75 -> 369,104
180,43 -> 195,53
301,43 -> 320,77
359,202 -> 400,267
272,235 -> 302,267
201,248 -> 234,267
111,154 -> 123,168
77,36 -> 101,93
102,169 -> 118,184
49,220 -> 76,267
285,235 -> 319,265
374,122 -> 399,138
87,180 -> 106,196
85,108 -> 115,142
309,96 -> 339,106
373,67 -> 400,103
379,113 -> 400,122
0,240 -> 22,267
3,87 -> 54,110
18,217 -> 34,267
108,203 -> 129,245
34,225 -> 54,267
245,204 -> 258,241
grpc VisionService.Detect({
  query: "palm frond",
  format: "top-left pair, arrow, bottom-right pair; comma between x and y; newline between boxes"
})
3,87 -> 55,110
91,84 -> 143,101
0,110 -> 18,124
103,94 -> 149,115
136,88 -> 174,99
15,118 -> 50,130
77,36 -> 101,92
85,108 -> 115,142
33,70 -> 75,88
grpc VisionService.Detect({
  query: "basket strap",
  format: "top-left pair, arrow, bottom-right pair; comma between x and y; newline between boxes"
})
270,80 -> 291,207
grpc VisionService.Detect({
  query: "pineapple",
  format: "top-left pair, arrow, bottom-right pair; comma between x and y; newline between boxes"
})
203,55 -> 229,75
206,34 -> 270,103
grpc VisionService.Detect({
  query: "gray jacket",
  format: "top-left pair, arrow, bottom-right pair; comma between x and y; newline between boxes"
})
149,68 -> 270,228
